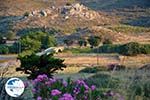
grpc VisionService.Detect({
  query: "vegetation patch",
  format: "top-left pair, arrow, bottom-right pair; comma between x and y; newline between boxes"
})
64,47 -> 92,54
97,42 -> 150,56
108,24 -> 150,34
79,66 -> 107,73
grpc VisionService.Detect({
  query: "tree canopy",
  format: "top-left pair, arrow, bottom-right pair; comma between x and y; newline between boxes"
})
88,36 -> 102,48
20,31 -> 57,52
16,53 -> 66,79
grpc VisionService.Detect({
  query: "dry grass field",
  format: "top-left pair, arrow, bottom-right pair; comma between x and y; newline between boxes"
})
56,54 -> 150,68
1,53 -> 150,77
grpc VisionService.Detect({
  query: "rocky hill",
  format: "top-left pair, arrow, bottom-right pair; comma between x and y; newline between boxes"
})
0,1 -> 117,34
0,0 -> 150,43
79,0 -> 150,27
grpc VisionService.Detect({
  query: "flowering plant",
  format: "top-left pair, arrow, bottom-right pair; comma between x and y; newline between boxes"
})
31,74 -> 100,100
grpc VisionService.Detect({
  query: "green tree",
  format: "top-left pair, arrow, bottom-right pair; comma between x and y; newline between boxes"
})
6,31 -> 16,40
0,45 -> 9,54
0,34 -> 3,44
20,36 -> 41,52
78,39 -> 87,47
20,31 -> 57,52
16,53 -> 66,79
88,36 -> 102,48
119,42 -> 141,56
41,35 -> 57,49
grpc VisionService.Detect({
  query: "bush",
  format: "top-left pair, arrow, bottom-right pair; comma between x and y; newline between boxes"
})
107,64 -> 126,71
16,53 -> 66,79
118,42 -> 142,56
78,39 -> 87,47
97,44 -> 120,53
24,12 -> 30,17
0,45 -> 9,54
129,80 -> 150,99
30,74 -> 124,100
140,44 -> 150,54
88,36 -> 102,48
20,31 -> 57,52
31,74 -> 101,100
97,42 -> 150,56
86,73 -> 120,89
64,47 -> 92,54
79,67 -> 107,73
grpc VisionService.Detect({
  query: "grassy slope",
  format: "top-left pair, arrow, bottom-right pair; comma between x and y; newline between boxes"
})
78,0 -> 150,27
79,0 -> 150,10
0,0 -> 149,43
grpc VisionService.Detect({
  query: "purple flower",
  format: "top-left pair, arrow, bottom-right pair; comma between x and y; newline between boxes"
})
33,79 -> 39,83
37,96 -> 42,100
45,81 -> 51,86
91,85 -> 96,91
73,87 -> 80,94
62,80 -> 68,87
84,90 -> 89,93
59,93 -> 74,100
32,88 -> 36,93
84,96 -> 88,100
104,90 -> 115,96
37,74 -> 48,81
51,89 -> 62,96
76,80 -> 85,85
84,84 -> 89,90
49,78 -> 56,83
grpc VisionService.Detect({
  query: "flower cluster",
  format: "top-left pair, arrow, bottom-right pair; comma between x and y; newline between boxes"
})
104,90 -> 124,100
31,74 -> 100,100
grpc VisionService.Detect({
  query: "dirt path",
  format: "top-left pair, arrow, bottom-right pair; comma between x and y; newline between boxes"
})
55,54 -> 120,66
55,54 -> 150,67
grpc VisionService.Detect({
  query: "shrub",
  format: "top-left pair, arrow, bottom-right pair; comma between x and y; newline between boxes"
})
88,36 -> 102,48
78,39 -> 87,47
129,80 -> 150,99
0,45 -> 9,54
107,64 -> 126,71
97,42 -> 150,56
118,42 -> 142,56
140,44 -> 150,54
86,73 -> 121,89
97,44 -> 120,53
20,31 -> 57,52
31,74 -> 101,100
16,53 -> 66,79
30,74 -> 124,100
79,67 -> 107,73
24,12 -> 30,17
6,31 -> 16,40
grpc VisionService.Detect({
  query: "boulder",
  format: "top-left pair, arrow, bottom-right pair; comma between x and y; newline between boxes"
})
40,10 -> 47,17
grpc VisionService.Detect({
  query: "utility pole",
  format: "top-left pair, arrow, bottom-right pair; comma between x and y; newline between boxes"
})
97,47 -> 99,65
19,41 -> 21,53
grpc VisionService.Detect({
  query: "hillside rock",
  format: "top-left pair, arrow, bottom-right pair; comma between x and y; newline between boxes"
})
40,10 -> 48,17
61,3 -> 100,20
24,8 -> 52,18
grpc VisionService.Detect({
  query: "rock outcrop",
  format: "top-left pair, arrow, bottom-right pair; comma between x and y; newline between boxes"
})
61,3 -> 100,20
24,8 -> 52,18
